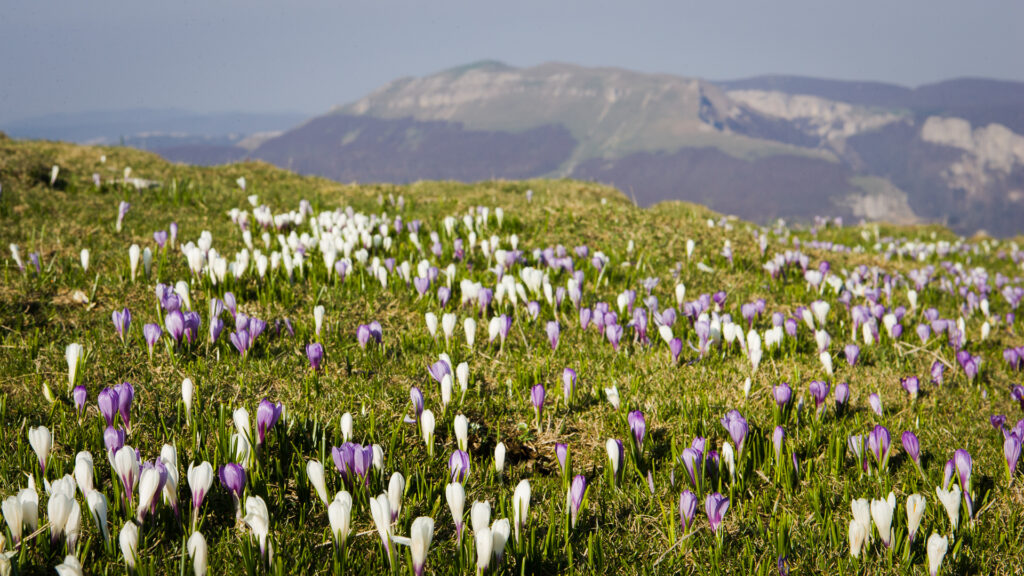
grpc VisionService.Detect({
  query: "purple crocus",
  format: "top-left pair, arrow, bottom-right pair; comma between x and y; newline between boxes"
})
942,459 -> 956,490
606,324 -> 623,351
209,316 -> 224,343
218,463 -> 247,512
901,431 -> 921,469
901,376 -> 920,399
104,426 -> 125,456
704,492 -> 730,537
1005,436 -> 1021,480
530,384 -> 546,422
867,425 -> 892,472
930,360 -> 945,385
869,393 -> 883,416
154,230 -> 168,248
991,414 -> 1007,430
255,398 -> 283,446
356,324 -> 372,348
954,449 -> 974,515
808,381 -> 830,414
669,338 -> 684,364
680,447 -> 704,491
114,382 -> 134,433
568,475 -> 587,528
679,490 -> 697,533
230,329 -> 252,357
628,410 -> 647,452
410,387 -> 424,421
143,323 -> 162,357
844,344 -> 860,367
773,383 -> 792,408
98,386 -> 119,427
720,410 -> 749,456
545,321 -> 560,350
555,443 -> 568,475
562,368 -> 576,404
1012,386 -> 1024,411
834,382 -> 850,410
72,385 -> 87,417
306,342 -> 324,371
112,308 -> 131,343
773,426 -> 785,464
165,310 -> 186,344
449,449 -> 470,482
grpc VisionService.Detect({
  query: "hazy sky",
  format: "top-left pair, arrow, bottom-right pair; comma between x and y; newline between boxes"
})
2,0 -> 1022,124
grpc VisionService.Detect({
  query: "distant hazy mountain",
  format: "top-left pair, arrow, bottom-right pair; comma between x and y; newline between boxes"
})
1,109 -> 306,156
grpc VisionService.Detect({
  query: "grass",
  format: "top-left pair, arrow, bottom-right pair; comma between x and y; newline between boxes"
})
0,135 -> 1023,575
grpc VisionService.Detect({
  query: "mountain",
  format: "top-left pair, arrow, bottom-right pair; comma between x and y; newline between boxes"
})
162,62 -> 1024,236
1,109 -> 306,161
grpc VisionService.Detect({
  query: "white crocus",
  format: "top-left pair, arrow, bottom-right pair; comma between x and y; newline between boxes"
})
29,426 -> 52,475
66,343 -> 84,392
48,493 -> 73,543
870,494 -> 895,547
388,473 -> 405,523
907,494 -> 926,543
475,527 -> 493,573
65,499 -> 82,552
421,410 -> 436,456
306,460 -> 329,507
87,490 -> 110,544
369,493 -> 394,566
188,531 -> 209,576
425,312 -> 438,338
80,249 -> 90,273
119,522 -> 139,570
454,415 -> 469,451
456,362 -> 470,396
604,385 -> 620,410
442,313 -> 457,345
340,412 -> 353,442
129,244 -> 141,280
243,496 -> 271,556
446,482 -> 466,542
2,496 -> 23,543
55,554 -> 83,576
74,451 -> 94,497
848,519 -> 867,558
494,442 -> 506,476
137,466 -> 162,522
464,317 -> 477,347
935,485 -> 961,533
471,500 -> 491,533
393,516 -> 434,576
328,491 -> 353,548
927,533 -> 948,576
850,498 -> 873,545
512,480 -> 531,544
314,305 -> 325,336
721,442 -> 736,482
182,378 -> 194,422
232,407 -> 252,445
491,518 -> 511,563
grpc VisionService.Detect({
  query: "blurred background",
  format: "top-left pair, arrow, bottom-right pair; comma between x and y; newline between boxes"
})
3,0 -> 1023,235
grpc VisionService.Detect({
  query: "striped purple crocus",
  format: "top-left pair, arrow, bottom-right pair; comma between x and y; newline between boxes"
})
867,425 -> 892,472
954,449 -> 974,516
143,323 -> 162,358
567,475 -> 587,528
546,321 -> 560,350
844,344 -> 860,367
72,385 -> 87,417
112,308 -> 131,343
704,492 -> 730,537
449,450 -> 470,483
679,490 -> 697,533
808,381 -> 830,413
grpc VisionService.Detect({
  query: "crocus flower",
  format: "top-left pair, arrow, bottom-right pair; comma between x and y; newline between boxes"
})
954,449 -> 973,516
902,431 -> 922,471
28,425 -> 51,476
927,533 -> 948,576
446,482 -> 466,543
530,384 -> 546,423
681,445 -> 704,491
1005,436 -> 1021,481
606,439 -> 624,486
255,398 -> 283,446
219,463 -> 247,518
512,479 -> 531,544
867,425 -> 892,472
567,475 -> 587,528
188,531 -> 208,576
870,493 -> 895,547
114,382 -> 135,433
773,426 -> 785,464
243,496 -> 271,558
679,490 -> 697,533
773,383 -> 792,407
705,492 -> 730,537
931,360 -> 945,385
369,493 -> 394,567
188,461 -> 214,520
449,450 -> 470,483
555,443 -> 568,476
165,310 -> 186,344
119,522 -> 139,571
546,321 -> 560,350
112,309 -> 131,343
901,376 -> 920,399
835,382 -> 850,410
143,323 -> 162,357
807,380 -> 829,413
628,410 -> 647,452
844,343 -> 860,367
907,494 -> 926,544
562,368 -> 576,404
66,343 -> 84,392
869,393 -> 883,416
72,385 -> 87,417
1012,386 -> 1024,411
720,410 -> 748,456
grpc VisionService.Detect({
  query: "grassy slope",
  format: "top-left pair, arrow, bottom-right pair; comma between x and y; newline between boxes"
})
0,136 -> 1023,575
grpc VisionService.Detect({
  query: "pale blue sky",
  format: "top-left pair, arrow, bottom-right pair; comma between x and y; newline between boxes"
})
1,0 -> 1022,124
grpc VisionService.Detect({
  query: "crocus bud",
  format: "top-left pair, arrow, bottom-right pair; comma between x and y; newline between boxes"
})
512,479 -> 531,543
74,451 -> 95,497
446,483 -> 465,543
388,473 -> 405,523
306,460 -> 329,507
188,531 -> 209,576
28,426 -> 52,477
454,414 -> 469,451
119,521 -> 139,569
328,491 -> 353,548
927,533 -> 948,576
494,442 -> 506,476
181,378 -> 194,421
906,494 -> 926,543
